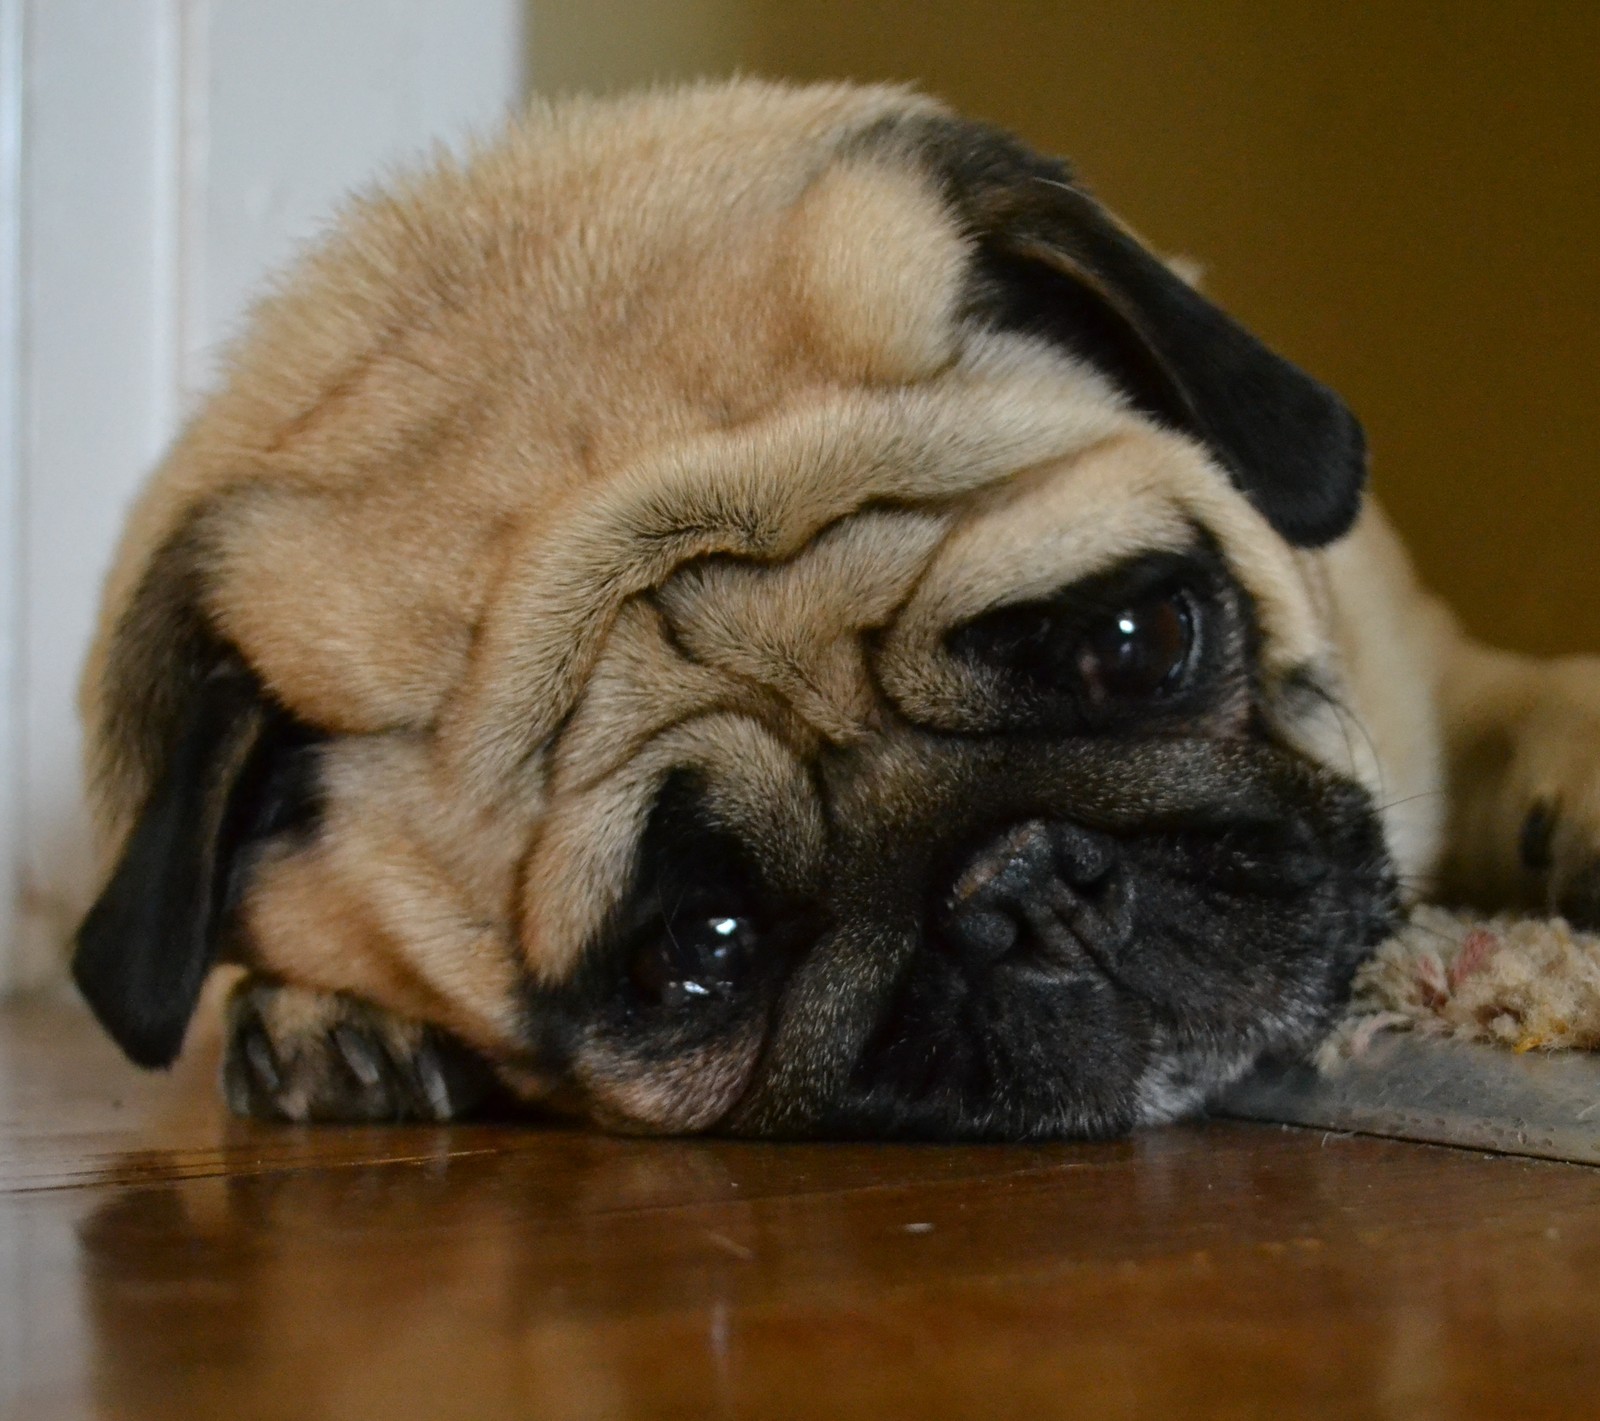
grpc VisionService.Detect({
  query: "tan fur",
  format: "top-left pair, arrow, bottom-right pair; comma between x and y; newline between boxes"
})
80,79 -> 1600,1127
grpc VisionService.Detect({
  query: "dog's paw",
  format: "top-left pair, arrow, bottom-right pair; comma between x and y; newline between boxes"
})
1516,792 -> 1600,929
1495,682 -> 1600,928
223,979 -> 502,1123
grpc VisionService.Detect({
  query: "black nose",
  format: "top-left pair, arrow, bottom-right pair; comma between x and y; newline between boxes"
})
941,820 -> 1123,969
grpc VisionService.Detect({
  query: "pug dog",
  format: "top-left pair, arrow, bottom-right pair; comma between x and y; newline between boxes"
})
70,80 -> 1600,1139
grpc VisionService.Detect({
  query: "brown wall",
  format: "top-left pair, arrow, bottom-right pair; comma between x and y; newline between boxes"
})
531,2 -> 1600,656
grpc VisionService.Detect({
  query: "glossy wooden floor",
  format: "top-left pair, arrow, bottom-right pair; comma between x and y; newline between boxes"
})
3,998 -> 1598,1421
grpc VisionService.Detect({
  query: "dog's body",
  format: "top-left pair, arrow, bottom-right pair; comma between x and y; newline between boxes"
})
71,82 -> 1600,1138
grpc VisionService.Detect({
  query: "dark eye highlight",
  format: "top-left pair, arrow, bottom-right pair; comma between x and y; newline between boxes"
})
1075,589 -> 1195,705
630,913 -> 759,1008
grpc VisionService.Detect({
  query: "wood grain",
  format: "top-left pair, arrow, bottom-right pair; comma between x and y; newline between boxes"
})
3,998 -> 1598,1420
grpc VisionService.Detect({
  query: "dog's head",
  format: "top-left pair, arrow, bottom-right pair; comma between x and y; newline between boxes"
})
74,82 -> 1396,1139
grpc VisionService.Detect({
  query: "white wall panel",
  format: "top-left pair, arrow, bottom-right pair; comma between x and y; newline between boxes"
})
0,0 -> 526,993
1,0 -> 24,998
196,2 -> 526,395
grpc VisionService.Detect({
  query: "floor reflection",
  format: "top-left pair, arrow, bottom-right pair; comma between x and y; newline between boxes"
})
61,1121 -> 1600,1420
75,1136 -> 754,1420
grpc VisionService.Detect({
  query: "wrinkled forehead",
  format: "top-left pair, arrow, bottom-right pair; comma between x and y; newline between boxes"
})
192,88 -> 1324,795
512,390 -> 1326,981
442,342 -> 1322,783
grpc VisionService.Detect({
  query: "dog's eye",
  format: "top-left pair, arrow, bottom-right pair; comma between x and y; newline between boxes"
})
1074,590 -> 1195,704
630,914 -> 758,1009
952,574 -> 1202,713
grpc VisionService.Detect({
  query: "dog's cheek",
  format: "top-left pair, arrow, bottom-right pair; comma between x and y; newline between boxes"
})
573,1023 -> 766,1134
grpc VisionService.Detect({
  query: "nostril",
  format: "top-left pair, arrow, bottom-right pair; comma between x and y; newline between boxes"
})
1051,823 -> 1116,891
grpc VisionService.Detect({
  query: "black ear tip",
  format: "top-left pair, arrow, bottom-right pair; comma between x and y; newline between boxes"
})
71,901 -> 195,1070
1315,399 -> 1369,544
1245,375 -> 1369,549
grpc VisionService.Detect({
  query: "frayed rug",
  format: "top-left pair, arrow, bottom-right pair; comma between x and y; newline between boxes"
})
1320,906 -> 1600,1067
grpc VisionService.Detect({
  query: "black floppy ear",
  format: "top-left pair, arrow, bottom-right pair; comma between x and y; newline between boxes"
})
72,665 -> 320,1068
894,117 -> 1366,547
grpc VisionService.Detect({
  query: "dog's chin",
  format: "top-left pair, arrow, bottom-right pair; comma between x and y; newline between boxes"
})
845,963 -> 1155,1141
786,957 -> 1367,1144
805,972 -> 1369,1144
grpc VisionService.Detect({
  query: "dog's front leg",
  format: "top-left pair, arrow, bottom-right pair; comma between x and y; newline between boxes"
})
222,976 -> 504,1123
1434,629 -> 1600,926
